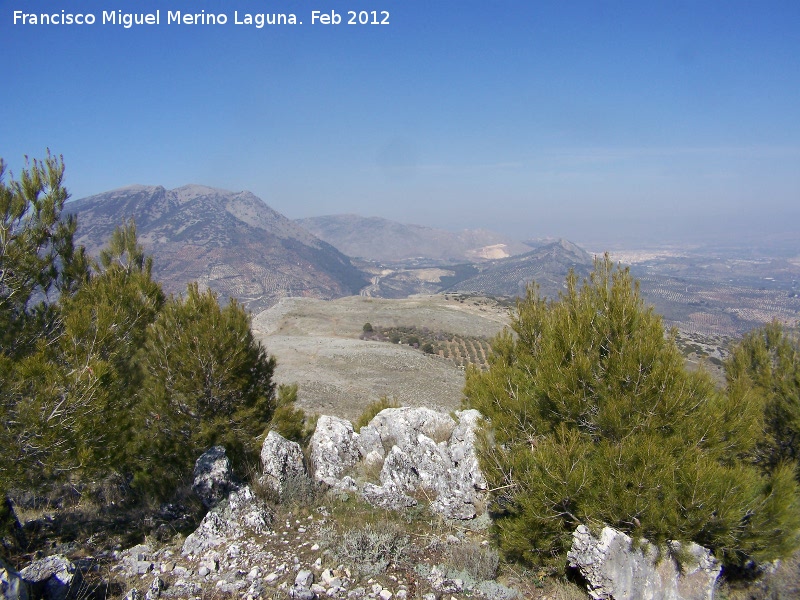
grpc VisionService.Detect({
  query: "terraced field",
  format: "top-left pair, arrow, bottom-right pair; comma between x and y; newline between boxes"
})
362,325 -> 494,370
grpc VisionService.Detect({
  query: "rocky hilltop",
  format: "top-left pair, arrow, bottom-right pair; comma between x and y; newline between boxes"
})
67,185 -> 369,312
2,406 -> 723,600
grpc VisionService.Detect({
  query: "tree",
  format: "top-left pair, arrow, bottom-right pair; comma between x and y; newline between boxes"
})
136,284 -> 277,493
726,321 -> 800,478
56,220 -> 165,475
0,152 -> 89,494
0,151 -> 88,359
464,256 -> 800,568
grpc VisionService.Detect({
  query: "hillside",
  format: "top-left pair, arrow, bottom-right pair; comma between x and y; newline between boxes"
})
442,239 -> 595,299
251,295 -> 509,421
296,214 -> 531,264
67,185 -> 369,312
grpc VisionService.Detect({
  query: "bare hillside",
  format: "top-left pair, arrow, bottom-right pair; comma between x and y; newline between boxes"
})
251,295 -> 510,421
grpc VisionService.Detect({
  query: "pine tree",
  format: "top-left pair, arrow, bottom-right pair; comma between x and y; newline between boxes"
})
0,152 -> 89,494
0,151 -> 88,359
726,321 -> 800,478
57,220 -> 165,475
465,256 -> 800,568
136,284 -> 277,493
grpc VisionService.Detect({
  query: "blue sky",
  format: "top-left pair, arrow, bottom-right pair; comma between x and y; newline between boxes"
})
2,0 -> 799,246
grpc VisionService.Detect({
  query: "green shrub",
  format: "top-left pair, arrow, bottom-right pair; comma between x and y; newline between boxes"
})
355,397 -> 400,431
443,542 -> 500,582
465,256 -> 800,568
321,522 -> 409,578
270,384 -> 307,444
135,283 -> 277,495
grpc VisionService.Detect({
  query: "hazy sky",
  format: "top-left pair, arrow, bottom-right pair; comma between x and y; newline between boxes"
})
3,1 -> 799,247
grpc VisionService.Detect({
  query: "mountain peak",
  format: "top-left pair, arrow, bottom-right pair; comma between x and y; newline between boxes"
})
67,186 -> 368,312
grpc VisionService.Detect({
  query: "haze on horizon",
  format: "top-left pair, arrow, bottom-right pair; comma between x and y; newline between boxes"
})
2,1 -> 798,249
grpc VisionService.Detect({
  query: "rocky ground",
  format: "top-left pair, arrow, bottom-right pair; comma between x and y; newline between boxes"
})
2,407 -> 580,600
7,406 -> 797,600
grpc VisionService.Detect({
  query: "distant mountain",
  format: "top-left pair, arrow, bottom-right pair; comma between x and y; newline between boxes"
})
443,239 -> 595,299
295,214 -> 531,264
67,185 -> 369,312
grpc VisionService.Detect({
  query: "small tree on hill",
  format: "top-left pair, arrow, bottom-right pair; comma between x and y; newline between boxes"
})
465,256 -> 800,568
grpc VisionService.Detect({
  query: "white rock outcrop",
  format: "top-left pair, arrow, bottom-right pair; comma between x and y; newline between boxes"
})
191,446 -> 235,509
567,525 -> 721,600
19,555 -> 78,600
259,430 -> 309,497
310,415 -> 362,489
182,447 -> 272,557
309,407 -> 488,520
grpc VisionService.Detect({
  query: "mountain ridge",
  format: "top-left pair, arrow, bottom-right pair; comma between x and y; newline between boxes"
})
67,185 -> 369,312
296,213 -> 532,264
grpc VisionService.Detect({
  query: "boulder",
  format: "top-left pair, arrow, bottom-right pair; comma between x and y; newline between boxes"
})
309,415 -> 362,488
259,430 -> 309,497
0,557 -> 29,600
366,409 -> 486,519
182,485 -> 272,556
380,434 -> 451,497
567,525 -> 720,600
19,555 -> 79,600
448,409 -> 487,492
361,407 -> 456,452
304,407 -> 489,520
361,483 -> 417,511
192,446 -> 235,509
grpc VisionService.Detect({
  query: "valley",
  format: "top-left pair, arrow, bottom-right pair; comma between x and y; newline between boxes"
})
68,186 -> 799,418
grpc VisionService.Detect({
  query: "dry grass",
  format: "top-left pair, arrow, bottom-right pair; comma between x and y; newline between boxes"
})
251,295 -> 508,422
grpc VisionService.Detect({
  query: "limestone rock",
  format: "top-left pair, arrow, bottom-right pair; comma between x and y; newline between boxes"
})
310,415 -> 362,488
192,446 -> 235,509
19,555 -> 79,600
369,409 -> 485,519
567,525 -> 721,600
0,557 -> 30,600
380,434 -> 451,496
361,483 -> 417,511
309,407 -> 487,520
448,409 -> 487,492
364,407 -> 456,451
355,424 -> 384,459
259,430 -> 309,497
182,485 -> 272,556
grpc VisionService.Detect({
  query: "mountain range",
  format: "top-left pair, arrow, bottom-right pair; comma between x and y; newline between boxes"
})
65,184 -> 798,338
296,214 -> 532,264
68,185 -> 595,311
443,238 -> 595,299
67,185 -> 368,312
